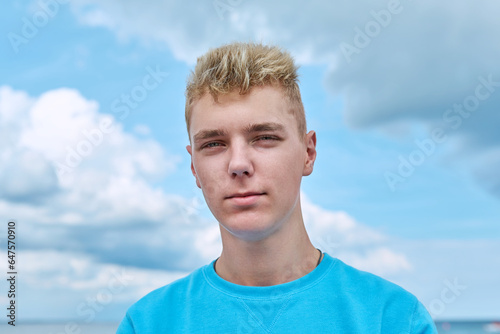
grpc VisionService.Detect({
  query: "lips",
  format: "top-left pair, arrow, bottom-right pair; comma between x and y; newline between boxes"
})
225,192 -> 265,206
226,192 -> 265,199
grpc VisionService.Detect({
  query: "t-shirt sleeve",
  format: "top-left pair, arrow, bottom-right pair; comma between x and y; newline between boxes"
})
116,313 -> 135,334
410,300 -> 438,334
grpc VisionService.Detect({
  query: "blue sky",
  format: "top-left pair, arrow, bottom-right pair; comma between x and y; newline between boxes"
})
1,0 -> 499,325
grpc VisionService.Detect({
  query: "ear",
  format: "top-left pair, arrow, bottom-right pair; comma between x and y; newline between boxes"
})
302,130 -> 317,176
186,145 -> 201,188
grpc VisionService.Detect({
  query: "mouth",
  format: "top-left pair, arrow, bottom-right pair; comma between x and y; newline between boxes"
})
225,192 -> 265,199
225,192 -> 266,206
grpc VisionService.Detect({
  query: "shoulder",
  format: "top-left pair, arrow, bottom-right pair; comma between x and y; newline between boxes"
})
325,258 -> 437,332
332,258 -> 417,301
127,264 -> 207,315
329,258 -> 437,332
117,264 -> 212,333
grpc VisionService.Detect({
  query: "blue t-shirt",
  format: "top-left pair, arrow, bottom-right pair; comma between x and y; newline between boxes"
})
117,253 -> 437,333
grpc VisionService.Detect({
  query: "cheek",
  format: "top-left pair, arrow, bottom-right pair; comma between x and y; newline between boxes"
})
275,149 -> 304,175
265,152 -> 303,188
195,161 -> 224,196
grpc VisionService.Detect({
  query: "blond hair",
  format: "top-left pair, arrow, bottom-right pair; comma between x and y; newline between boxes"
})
185,42 -> 306,137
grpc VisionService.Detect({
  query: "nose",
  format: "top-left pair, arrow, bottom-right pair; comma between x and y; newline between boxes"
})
228,143 -> 254,177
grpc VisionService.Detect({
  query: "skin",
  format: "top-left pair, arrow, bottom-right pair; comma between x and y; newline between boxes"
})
186,85 -> 319,286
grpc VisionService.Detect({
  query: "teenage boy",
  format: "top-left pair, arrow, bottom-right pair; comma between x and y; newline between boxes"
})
117,42 -> 437,333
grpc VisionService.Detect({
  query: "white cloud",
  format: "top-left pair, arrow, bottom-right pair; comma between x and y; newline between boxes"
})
0,86 -> 33,124
0,149 -> 58,201
13,250 -> 186,294
0,86 -> 218,272
133,124 -> 151,136
19,88 -> 101,160
1,249 -> 190,322
336,247 -> 412,276
301,193 -> 412,276
1,86 -> 180,222
302,194 -> 386,245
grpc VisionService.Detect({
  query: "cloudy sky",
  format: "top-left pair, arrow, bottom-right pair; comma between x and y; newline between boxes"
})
1,0 -> 499,325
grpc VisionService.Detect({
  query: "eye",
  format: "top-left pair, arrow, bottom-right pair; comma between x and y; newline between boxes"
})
201,141 -> 223,149
253,135 -> 281,147
256,135 -> 279,141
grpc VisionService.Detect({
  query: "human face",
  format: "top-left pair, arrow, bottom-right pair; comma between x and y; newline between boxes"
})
186,86 -> 316,242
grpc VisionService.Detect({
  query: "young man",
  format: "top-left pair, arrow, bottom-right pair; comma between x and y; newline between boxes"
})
117,42 -> 437,333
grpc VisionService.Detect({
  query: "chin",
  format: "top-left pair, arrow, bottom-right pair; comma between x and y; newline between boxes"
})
219,216 -> 283,242
224,227 -> 274,242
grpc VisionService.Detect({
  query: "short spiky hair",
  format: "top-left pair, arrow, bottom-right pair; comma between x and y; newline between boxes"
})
185,42 -> 306,137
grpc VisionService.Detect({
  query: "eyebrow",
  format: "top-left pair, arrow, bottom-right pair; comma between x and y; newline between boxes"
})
193,129 -> 227,143
244,122 -> 285,133
193,122 -> 285,143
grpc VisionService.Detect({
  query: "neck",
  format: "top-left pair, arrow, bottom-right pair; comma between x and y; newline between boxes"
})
214,212 -> 321,286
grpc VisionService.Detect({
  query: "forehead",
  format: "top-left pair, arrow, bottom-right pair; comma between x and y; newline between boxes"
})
189,86 -> 297,138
